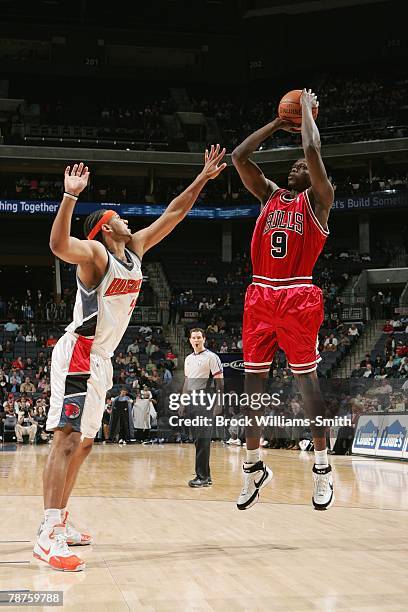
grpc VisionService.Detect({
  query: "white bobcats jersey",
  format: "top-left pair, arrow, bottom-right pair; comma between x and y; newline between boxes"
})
66,247 -> 143,357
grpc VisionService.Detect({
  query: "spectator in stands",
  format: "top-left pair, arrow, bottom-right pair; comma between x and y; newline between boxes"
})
383,320 -> 394,333
385,355 -> 396,372
46,335 -> 57,348
165,348 -> 178,368
12,356 -> 25,370
25,330 -> 37,342
37,377 -> 50,393
1,402 -> 17,440
219,341 -> 228,354
8,372 -> 21,393
4,319 -> 19,333
360,354 -> 373,368
391,318 -> 403,330
20,377 -> 36,394
126,338 -> 140,354
385,334 -> 396,357
348,324 -> 359,337
372,379 -> 393,396
323,334 -> 338,352
338,334 -> 351,350
206,272 -> 218,284
146,340 -> 159,357
399,357 -> 408,377
162,365 -> 173,386
373,355 -> 385,371
375,368 -> 388,380
33,403 -> 49,443
115,352 -> 127,366
362,364 -> 374,378
206,321 -> 218,334
15,406 -> 37,443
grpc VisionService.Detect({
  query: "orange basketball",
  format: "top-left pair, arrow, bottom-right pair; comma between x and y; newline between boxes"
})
278,89 -> 318,130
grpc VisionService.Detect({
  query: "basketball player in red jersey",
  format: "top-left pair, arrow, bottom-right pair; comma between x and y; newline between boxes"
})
34,145 -> 226,572
232,89 -> 335,511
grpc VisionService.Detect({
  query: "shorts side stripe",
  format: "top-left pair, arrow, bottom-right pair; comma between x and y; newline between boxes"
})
289,358 -> 320,367
290,365 -> 318,374
252,282 -> 313,290
253,275 -> 312,281
244,361 -> 273,366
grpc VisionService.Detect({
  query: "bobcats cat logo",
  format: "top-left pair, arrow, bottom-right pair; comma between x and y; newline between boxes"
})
65,403 -> 80,419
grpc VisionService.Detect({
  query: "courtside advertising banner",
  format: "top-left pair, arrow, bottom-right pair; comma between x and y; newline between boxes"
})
218,353 -> 244,378
352,415 -> 382,456
376,414 -> 408,459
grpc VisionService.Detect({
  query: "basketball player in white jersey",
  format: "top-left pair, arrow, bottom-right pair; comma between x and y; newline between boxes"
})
34,146 -> 226,572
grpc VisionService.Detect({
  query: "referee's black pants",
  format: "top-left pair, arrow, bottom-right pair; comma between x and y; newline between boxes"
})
190,406 -> 213,480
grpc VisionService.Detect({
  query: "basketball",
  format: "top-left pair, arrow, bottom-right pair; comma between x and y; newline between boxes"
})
278,89 -> 318,129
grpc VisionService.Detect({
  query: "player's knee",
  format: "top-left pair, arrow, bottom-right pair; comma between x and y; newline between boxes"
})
80,438 -> 94,455
55,431 -> 81,457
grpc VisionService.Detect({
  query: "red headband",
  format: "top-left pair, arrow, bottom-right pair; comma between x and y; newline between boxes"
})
87,210 -> 116,240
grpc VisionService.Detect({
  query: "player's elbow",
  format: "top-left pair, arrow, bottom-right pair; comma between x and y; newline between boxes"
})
49,239 -> 67,257
49,239 -> 60,255
231,149 -> 246,165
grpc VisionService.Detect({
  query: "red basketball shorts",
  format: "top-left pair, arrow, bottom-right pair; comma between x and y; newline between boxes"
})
243,283 -> 324,374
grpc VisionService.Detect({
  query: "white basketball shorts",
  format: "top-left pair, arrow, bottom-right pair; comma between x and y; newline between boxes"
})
46,332 -> 113,439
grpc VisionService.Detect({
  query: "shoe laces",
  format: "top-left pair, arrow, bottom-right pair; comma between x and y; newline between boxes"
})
240,471 -> 253,496
53,532 -> 71,555
314,472 -> 331,497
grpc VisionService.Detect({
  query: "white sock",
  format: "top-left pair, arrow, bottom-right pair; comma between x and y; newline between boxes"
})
44,508 -> 62,529
314,448 -> 328,467
60,508 -> 67,522
246,448 -> 260,464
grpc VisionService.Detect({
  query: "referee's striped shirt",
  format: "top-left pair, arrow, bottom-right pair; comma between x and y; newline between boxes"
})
184,349 -> 223,391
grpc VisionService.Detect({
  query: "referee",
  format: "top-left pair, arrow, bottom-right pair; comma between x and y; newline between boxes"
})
183,328 -> 223,487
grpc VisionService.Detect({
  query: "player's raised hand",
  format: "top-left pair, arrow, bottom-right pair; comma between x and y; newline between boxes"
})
64,162 -> 90,196
300,88 -> 319,110
201,144 -> 227,180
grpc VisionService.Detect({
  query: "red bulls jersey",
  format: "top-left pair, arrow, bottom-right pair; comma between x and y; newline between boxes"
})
250,188 -> 328,289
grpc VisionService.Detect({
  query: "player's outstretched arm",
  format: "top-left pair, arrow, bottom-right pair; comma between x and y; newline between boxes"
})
49,163 -> 107,267
300,89 -> 334,227
231,117 -> 293,206
128,145 -> 226,256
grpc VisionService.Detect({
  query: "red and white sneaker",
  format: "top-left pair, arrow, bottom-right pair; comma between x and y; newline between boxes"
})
62,511 -> 93,546
33,524 -> 85,572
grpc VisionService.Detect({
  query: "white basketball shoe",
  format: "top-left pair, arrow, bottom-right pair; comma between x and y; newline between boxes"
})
312,464 -> 334,510
33,524 -> 85,571
62,511 -> 93,546
237,460 -> 273,510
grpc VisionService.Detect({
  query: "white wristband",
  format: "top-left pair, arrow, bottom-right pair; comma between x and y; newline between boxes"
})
64,192 -> 78,201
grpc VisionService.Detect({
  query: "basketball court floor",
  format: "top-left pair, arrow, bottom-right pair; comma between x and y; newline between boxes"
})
1,443 -> 407,611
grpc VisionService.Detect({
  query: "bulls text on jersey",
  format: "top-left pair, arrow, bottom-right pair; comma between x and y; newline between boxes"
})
104,278 -> 142,297
263,210 -> 304,235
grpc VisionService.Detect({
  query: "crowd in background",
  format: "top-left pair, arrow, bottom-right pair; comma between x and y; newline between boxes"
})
1,170 -> 407,205
3,72 -> 408,153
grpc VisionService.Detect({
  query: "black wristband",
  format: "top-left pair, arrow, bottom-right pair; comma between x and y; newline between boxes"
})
64,191 -> 79,200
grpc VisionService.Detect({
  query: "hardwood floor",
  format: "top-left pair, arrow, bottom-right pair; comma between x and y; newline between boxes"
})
1,442 -> 407,611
